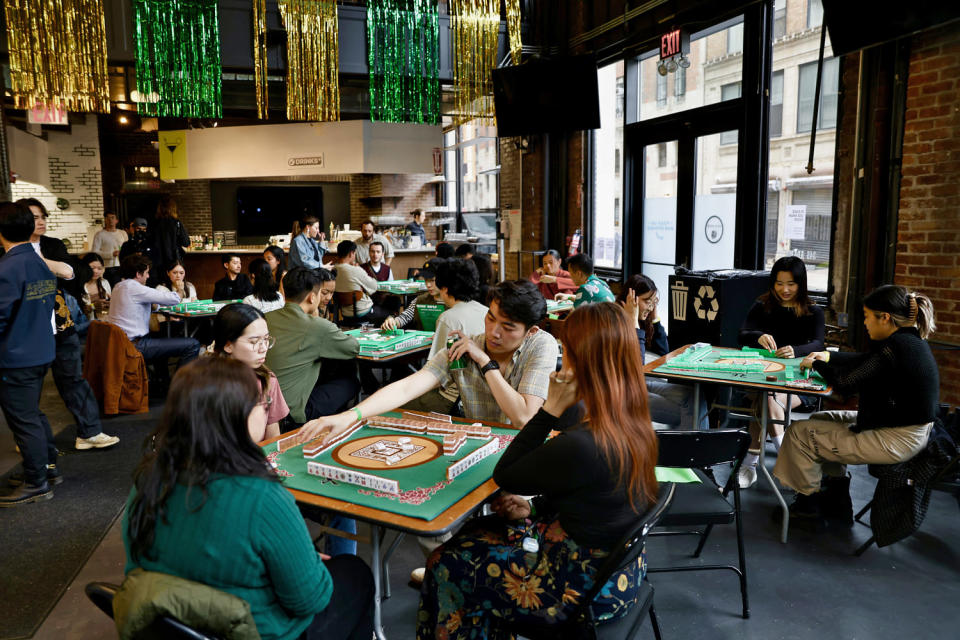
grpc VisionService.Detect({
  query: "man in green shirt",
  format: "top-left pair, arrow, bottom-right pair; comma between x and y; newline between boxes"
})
265,267 -> 360,425
567,253 -> 615,307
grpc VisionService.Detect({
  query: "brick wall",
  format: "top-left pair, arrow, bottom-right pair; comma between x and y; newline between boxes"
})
896,24 -> 960,406
349,173 -> 441,244
11,117 -> 104,250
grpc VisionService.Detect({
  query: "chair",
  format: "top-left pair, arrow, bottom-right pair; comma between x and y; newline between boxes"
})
84,582 -> 224,640
334,290 -> 364,326
647,429 -> 751,619
496,482 -> 676,640
83,320 -> 149,414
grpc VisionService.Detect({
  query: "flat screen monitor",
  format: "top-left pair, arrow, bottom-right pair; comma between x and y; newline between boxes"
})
492,56 -> 600,137
236,186 -> 323,238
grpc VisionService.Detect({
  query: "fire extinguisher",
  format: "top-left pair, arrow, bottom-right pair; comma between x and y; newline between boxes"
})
568,228 -> 581,257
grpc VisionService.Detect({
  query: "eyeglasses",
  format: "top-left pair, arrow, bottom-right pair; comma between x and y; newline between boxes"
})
245,335 -> 276,350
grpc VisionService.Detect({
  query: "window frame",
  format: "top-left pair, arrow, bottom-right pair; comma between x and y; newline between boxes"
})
797,57 -> 839,134
442,123 -> 500,242
770,70 -> 784,137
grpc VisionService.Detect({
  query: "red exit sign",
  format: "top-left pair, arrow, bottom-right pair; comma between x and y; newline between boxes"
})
660,29 -> 690,59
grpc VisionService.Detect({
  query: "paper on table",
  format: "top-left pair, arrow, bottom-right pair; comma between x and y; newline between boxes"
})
655,467 -> 701,483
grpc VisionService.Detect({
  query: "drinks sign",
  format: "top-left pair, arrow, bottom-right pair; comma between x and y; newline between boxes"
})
27,104 -> 68,126
660,29 -> 689,60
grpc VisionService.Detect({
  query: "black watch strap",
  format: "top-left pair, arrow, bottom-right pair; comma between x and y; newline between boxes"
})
478,359 -> 500,375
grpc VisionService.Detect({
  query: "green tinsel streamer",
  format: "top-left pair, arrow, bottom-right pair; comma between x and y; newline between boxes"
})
367,0 -> 439,124
133,0 -> 222,118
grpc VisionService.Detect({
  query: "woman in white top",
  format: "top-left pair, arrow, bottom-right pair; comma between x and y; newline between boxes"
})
81,252 -> 112,319
242,258 -> 285,314
155,260 -> 198,301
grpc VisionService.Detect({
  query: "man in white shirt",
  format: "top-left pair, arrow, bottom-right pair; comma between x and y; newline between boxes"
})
334,240 -> 393,326
108,255 -> 202,374
91,213 -> 128,269
355,220 -> 395,265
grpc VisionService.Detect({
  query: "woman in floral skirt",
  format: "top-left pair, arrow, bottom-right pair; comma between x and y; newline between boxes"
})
417,302 -> 660,639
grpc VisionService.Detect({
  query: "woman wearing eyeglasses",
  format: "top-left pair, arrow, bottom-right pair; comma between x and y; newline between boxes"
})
214,303 -> 288,442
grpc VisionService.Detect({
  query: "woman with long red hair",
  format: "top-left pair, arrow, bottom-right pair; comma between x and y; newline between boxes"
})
416,302 -> 659,639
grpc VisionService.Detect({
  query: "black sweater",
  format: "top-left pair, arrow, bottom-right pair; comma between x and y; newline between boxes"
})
493,408 -> 648,549
738,301 -> 825,357
813,327 -> 939,432
213,274 -> 253,301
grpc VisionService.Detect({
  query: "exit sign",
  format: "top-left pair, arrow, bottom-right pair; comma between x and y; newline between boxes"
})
660,29 -> 690,60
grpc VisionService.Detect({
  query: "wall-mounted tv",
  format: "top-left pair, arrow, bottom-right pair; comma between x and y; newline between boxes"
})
236,186 -> 323,238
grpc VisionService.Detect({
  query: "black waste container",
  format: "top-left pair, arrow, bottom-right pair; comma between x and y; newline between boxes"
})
668,269 -> 768,348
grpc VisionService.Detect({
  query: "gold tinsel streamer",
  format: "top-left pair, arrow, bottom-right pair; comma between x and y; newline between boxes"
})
449,0 -> 499,125
253,0 -> 269,119
4,0 -> 110,112
279,0 -> 340,122
505,0 -> 522,65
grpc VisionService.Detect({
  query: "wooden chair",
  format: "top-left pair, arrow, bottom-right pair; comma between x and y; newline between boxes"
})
495,483 -> 676,640
334,290 -> 364,326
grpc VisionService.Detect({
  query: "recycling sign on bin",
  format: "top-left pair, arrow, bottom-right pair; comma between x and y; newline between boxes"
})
693,285 -> 719,321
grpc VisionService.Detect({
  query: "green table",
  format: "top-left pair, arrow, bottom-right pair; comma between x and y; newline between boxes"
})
546,298 -> 574,315
345,328 -> 434,361
156,299 -> 243,337
377,279 -> 427,295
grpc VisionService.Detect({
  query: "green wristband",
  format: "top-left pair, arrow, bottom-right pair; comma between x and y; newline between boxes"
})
351,407 -> 363,422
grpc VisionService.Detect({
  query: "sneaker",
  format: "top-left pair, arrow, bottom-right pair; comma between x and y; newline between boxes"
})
0,481 -> 53,507
737,465 -> 758,489
409,567 -> 426,589
76,433 -> 120,450
8,464 -> 63,487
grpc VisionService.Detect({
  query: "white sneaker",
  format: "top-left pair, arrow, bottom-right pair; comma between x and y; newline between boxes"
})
737,465 -> 758,489
76,433 -> 120,450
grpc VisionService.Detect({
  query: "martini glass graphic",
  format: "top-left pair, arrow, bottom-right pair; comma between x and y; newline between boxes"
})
165,136 -> 183,168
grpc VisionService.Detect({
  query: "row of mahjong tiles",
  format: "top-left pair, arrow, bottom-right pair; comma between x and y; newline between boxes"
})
265,412 -> 508,520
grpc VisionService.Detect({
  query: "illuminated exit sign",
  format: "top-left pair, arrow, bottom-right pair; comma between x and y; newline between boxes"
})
660,29 -> 690,59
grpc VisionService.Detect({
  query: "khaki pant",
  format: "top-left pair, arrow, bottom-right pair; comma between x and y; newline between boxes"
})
773,410 -> 932,495
402,388 -> 458,415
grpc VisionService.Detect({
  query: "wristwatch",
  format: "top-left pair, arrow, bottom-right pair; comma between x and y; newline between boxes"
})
478,359 -> 500,376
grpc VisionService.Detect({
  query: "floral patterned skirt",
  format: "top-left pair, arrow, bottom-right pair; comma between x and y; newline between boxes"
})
416,515 -> 646,640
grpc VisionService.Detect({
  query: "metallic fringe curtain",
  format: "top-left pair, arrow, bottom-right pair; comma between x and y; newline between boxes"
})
4,0 -> 110,112
505,0 -> 522,65
279,0 -> 340,122
133,0 -> 222,118
449,0 -> 499,125
253,0 -> 269,119
367,0 -> 440,125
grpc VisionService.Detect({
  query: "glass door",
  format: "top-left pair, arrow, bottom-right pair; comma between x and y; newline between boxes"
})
691,130 -> 739,271
640,141 -> 679,329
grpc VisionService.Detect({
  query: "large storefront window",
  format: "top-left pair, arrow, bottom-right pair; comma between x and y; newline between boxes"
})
591,61 -> 625,270
443,120 -> 498,246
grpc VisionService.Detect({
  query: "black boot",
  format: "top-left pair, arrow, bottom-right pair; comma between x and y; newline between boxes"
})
820,473 -> 854,527
780,491 -> 826,531
8,463 -> 63,487
0,480 -> 53,507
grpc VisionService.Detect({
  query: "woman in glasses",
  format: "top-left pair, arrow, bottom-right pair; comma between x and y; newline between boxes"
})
214,303 -> 288,442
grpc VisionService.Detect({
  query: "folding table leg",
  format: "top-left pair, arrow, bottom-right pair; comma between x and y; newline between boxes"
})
757,393 -> 790,542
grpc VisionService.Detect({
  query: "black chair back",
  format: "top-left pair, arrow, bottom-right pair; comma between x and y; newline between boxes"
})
84,581 -> 226,640
568,482 -> 676,625
657,429 -> 751,469
85,581 -> 116,619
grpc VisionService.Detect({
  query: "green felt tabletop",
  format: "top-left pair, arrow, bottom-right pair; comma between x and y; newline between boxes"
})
344,328 -> 434,356
654,345 -> 827,390
546,299 -> 574,313
655,467 -> 701,484
263,415 -> 517,521
377,279 -> 427,294
157,299 -> 243,315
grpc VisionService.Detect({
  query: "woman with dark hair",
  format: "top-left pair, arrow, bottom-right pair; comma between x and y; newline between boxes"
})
470,253 -> 494,305
123,357 -> 374,639
243,258 -> 285,314
149,195 -> 190,272
289,215 -> 325,269
774,285 -> 938,527
263,245 -> 287,287
617,274 -> 669,356
81,252 -> 111,319
736,256 -> 825,488
155,260 -> 198,302
417,302 -> 659,638
214,303 -> 288,442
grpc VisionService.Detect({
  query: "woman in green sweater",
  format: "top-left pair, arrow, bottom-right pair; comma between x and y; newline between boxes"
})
123,357 -> 374,640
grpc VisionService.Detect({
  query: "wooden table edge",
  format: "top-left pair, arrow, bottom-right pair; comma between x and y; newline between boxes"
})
643,344 -> 834,396
261,416 -> 519,536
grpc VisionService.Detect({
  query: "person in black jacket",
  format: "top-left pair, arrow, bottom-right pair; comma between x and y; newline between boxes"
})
213,253 -> 254,301
417,303 -> 660,638
737,256 -> 825,488
774,284 -> 939,527
149,195 -> 189,273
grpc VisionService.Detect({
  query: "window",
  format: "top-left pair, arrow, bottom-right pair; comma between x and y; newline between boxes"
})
770,70 -> 784,137
591,61 -> 625,270
656,72 -> 667,107
773,0 -> 786,39
674,66 -> 686,97
807,0 -> 824,29
727,23 -> 743,54
797,58 -> 840,133
658,143 -> 667,167
442,120 -> 498,244
720,83 -> 741,144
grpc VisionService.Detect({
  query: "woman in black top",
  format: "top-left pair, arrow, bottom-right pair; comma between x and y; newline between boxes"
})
416,302 -> 659,639
737,257 -> 825,488
774,285 -> 938,526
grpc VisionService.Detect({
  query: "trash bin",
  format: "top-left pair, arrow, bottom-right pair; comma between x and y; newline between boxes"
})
668,268 -> 769,348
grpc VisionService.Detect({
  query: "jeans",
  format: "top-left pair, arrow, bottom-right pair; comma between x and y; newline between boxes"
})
647,378 -> 709,429
134,335 -> 202,372
301,555 -> 374,640
325,516 -> 358,556
0,365 -> 57,486
51,332 -> 101,439
304,359 -> 360,420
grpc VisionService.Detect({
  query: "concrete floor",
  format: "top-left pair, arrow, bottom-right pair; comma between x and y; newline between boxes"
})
3,374 -> 959,640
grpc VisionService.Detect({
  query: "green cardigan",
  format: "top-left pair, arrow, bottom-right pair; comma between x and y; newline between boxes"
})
123,475 -> 332,640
